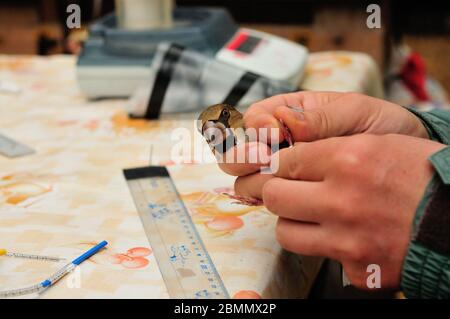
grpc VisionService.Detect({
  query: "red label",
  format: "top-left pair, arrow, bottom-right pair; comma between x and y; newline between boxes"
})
226,32 -> 249,51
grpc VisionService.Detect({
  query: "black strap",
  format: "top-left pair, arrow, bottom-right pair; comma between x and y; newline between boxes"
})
222,71 -> 260,106
145,44 -> 185,119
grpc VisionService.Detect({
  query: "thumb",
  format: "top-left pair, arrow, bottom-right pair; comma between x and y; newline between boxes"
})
274,100 -> 370,142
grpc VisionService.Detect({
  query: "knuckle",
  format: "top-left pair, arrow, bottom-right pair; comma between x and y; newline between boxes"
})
233,177 -> 244,195
347,273 -> 366,289
317,190 -> 339,216
344,92 -> 364,101
246,100 -> 264,113
243,108 -> 262,127
328,234 -> 352,260
311,186 -> 359,225
275,219 -> 288,248
244,100 -> 270,122
262,179 -> 278,212
287,157 -> 301,180
284,147 -> 303,179
329,242 -> 346,261
243,105 -> 257,121
331,187 -> 366,224
347,242 -> 369,264
332,196 -> 356,223
334,236 -> 362,262
332,153 -> 358,177
333,135 -> 377,174
349,251 -> 366,265
311,108 -> 330,137
275,218 -> 305,254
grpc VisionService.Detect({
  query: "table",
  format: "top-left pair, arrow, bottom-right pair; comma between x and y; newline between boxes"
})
0,52 -> 382,298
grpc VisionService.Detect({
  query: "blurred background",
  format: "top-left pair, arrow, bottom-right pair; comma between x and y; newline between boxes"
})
0,0 -> 448,108
0,0 -> 448,299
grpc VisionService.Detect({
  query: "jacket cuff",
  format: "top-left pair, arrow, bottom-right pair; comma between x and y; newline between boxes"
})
401,242 -> 450,298
401,146 -> 450,298
407,108 -> 450,145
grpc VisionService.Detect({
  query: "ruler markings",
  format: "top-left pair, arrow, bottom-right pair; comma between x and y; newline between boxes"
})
124,166 -> 229,299
138,178 -> 187,297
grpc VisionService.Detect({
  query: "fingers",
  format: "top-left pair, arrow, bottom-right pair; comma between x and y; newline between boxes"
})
276,218 -> 335,258
271,138 -> 339,181
246,113 -> 283,144
243,91 -> 344,142
273,100 -> 347,142
244,91 -> 343,124
234,173 -> 273,199
217,91 -> 355,178
217,141 -> 272,176
244,92 -> 311,126
245,112 -> 280,135
273,93 -> 397,143
246,92 -> 394,145
226,137 -> 341,198
262,177 -> 330,223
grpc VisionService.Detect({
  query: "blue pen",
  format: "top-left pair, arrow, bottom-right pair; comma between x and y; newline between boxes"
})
0,240 -> 108,298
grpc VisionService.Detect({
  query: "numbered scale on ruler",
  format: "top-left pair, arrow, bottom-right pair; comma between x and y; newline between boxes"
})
123,166 -> 229,299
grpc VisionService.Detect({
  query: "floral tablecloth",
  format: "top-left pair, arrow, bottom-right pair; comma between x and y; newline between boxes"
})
0,52 -> 381,298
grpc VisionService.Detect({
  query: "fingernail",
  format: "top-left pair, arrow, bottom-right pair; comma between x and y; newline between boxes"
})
286,105 -> 305,120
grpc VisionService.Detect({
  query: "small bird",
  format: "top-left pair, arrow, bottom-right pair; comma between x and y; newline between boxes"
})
197,104 -> 246,155
198,103 -> 292,155
197,103 -> 294,207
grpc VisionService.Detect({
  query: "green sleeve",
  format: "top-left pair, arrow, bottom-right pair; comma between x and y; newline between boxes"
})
401,109 -> 450,298
401,146 -> 450,298
407,108 -> 450,144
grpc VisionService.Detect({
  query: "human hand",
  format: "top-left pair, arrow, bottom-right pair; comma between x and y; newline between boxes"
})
234,133 -> 445,289
218,91 -> 429,176
245,91 -> 429,142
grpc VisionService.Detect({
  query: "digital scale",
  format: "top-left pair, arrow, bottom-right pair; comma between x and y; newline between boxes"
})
77,7 -> 308,100
216,28 -> 308,87
77,7 -> 238,99
123,166 -> 229,299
